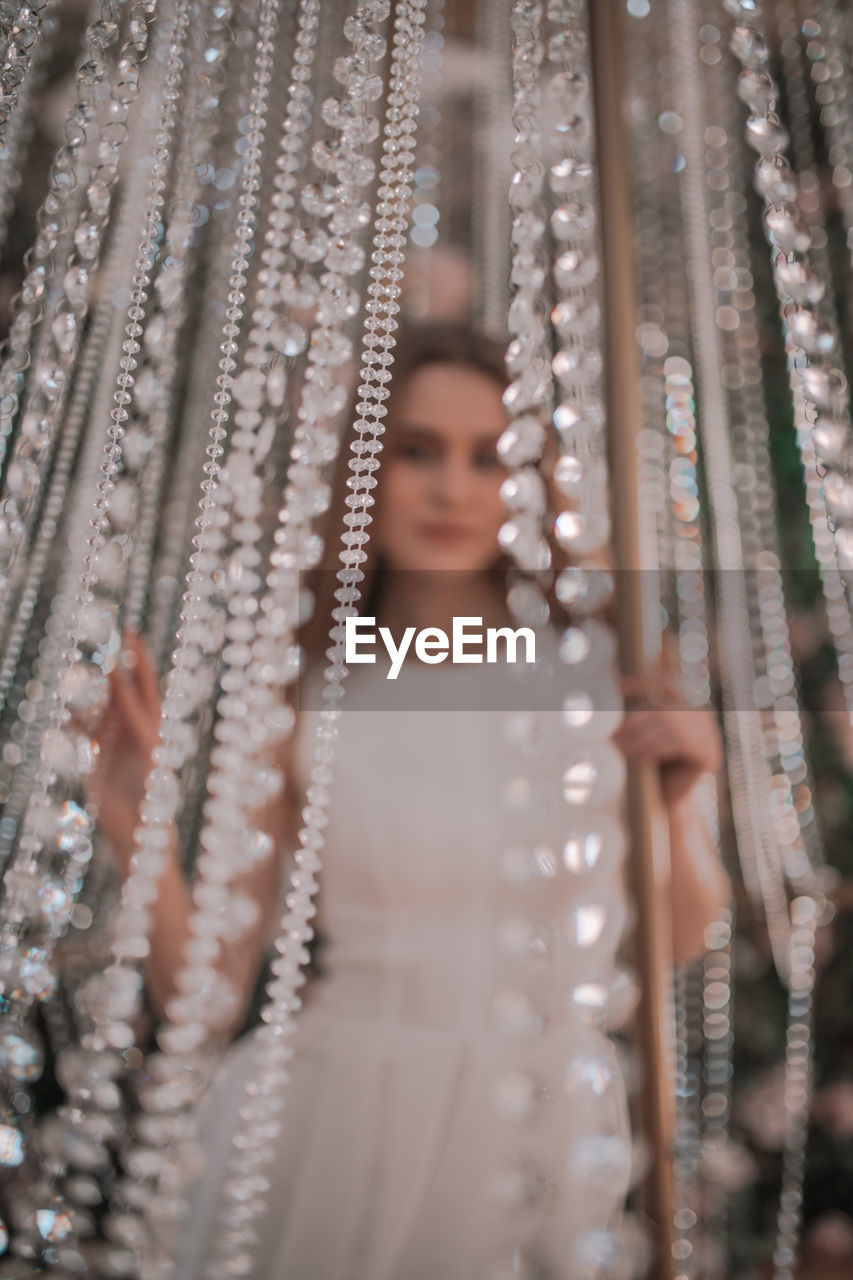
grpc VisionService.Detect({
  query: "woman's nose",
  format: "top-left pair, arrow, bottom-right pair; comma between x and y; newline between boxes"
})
434,457 -> 474,507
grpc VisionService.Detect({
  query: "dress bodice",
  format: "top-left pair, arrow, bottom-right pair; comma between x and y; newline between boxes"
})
291,644 -> 628,1035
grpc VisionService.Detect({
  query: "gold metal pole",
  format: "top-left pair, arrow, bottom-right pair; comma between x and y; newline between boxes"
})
588,2 -> 675,1275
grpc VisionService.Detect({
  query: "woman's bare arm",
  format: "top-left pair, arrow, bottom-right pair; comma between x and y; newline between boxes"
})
93,629 -> 301,1038
666,792 -> 731,965
613,661 -> 731,965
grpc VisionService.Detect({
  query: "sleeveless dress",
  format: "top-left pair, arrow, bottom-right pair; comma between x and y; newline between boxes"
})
173,644 -> 632,1279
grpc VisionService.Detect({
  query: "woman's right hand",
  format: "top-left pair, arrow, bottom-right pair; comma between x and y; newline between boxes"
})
88,628 -> 162,876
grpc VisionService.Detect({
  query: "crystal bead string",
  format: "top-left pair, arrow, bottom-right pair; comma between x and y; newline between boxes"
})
671,42 -> 823,1270
133,110 -> 243,922
777,1 -> 853,722
0,0 -> 160,1205
532,7 -> 634,1272
0,0 -> 132,475
810,0 -> 853,359
489,9 -> 558,1268
0,0 -> 127,479
724,0 -> 853,580
497,0 -> 553,588
188,5 -> 425,1277
692,21 -> 826,913
473,0 -> 513,338
670,0 -> 796,981
545,0 -> 612,616
0,160 -> 154,881
726,0 -> 853,691
100,6 -> 402,1267
709,13 -> 827,891
110,0 -> 327,1085
0,0 -> 49,154
83,0 -> 399,1259
0,124 -> 152,1250
699,909 -> 735,1279
143,0 -> 249,671
145,270 -> 236,670
0,0 -> 188,1207
491,5 -> 630,1274
664,11 -> 821,1259
629,23 -> 723,1268
662,357 -> 717,1280
43,10 -> 238,1243
0,0 -> 52,257
58,0 -> 286,1271
0,0 -> 155,605
0,2 -> 173,741
719,18 -> 829,1275
120,0 -> 236,634
687,7 -> 824,1277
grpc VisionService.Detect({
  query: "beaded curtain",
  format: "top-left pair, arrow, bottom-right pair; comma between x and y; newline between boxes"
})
0,0 -> 848,1277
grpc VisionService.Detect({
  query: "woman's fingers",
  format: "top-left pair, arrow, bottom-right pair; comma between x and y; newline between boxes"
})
124,628 -> 161,716
613,715 -> 677,761
614,706 -> 722,773
110,664 -> 159,754
620,672 -> 683,707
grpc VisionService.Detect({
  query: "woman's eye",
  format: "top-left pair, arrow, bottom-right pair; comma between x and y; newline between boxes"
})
475,451 -> 502,470
399,442 -> 434,462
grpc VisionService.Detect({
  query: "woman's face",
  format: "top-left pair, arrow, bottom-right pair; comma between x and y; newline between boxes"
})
373,361 -> 509,576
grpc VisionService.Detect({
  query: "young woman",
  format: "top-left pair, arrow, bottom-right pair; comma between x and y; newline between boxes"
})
92,323 -> 728,1277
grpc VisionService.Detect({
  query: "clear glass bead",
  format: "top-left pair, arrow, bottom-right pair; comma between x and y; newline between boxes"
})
324,239 -> 365,275
0,1026 -> 44,1082
73,218 -> 101,259
0,1118 -> 25,1167
764,204 -> 810,254
509,163 -> 544,209
812,415 -> 848,465
51,310 -> 78,355
744,112 -> 789,154
730,24 -> 769,66
554,248 -> 598,290
754,154 -> 798,203
823,472 -> 853,522
738,66 -> 775,113
789,307 -> 835,356
551,298 -> 599,340
63,265 -> 89,309
500,468 -> 546,515
801,362 -> 847,409
550,201 -> 594,243
290,227 -> 329,263
300,181 -> 337,217
775,255 -> 825,305
280,272 -> 320,309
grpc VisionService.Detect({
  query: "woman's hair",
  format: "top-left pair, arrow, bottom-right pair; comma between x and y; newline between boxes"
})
298,322 -> 513,663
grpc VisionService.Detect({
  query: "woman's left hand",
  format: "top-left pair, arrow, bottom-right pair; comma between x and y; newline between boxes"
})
612,662 -> 723,807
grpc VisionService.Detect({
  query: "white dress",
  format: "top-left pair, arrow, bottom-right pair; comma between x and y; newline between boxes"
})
174,646 -> 632,1279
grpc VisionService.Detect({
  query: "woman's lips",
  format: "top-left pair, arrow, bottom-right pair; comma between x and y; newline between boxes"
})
417,522 -> 477,543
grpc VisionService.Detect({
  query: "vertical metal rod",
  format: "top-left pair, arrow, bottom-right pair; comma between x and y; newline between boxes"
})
588,1 -> 676,1274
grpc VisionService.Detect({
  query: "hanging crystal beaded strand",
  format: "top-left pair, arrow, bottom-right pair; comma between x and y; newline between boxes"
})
724,1 -> 853,579
190,4 -> 427,1277
0,3 -> 168,1244
677,6 -> 824,1278
0,0 -> 155,597
104,4 -> 403,1267
0,0 -> 50,154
